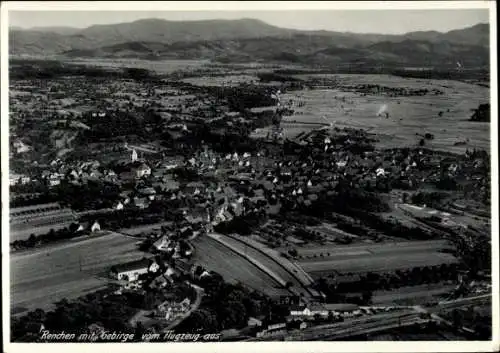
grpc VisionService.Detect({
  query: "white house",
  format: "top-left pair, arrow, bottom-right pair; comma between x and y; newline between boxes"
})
336,160 -> 347,168
13,140 -> 31,154
9,174 -> 30,186
49,178 -> 61,187
91,221 -> 101,232
131,149 -> 138,162
135,163 -> 151,178
289,304 -> 336,318
149,261 -> 160,273
376,167 -> 386,177
154,236 -> 174,252
110,258 -> 153,282
247,317 -> 263,328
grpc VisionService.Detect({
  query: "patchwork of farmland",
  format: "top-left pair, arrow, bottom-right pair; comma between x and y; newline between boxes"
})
181,74 -> 260,87
281,74 -> 489,153
296,240 -> 458,279
67,58 -> 210,74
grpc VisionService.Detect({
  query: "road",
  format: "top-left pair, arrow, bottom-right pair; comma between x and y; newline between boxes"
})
163,283 -> 204,331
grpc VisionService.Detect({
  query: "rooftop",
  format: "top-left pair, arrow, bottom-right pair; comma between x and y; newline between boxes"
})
110,258 -> 152,273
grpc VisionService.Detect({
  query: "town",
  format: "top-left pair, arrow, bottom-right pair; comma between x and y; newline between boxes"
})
8,14 -> 492,341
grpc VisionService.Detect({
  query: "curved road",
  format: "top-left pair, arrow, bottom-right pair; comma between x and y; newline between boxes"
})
163,283 -> 204,331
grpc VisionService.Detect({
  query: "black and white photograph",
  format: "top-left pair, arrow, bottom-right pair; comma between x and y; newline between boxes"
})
1,1 -> 498,351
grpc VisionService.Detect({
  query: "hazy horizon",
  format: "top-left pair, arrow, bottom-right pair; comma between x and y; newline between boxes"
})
9,9 -> 489,35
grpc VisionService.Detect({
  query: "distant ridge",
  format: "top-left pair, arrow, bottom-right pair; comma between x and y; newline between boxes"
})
9,18 -> 489,68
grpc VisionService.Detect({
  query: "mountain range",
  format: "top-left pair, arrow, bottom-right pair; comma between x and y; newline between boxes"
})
9,18 -> 489,68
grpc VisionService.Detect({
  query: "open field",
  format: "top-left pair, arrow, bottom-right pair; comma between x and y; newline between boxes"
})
281,74 -> 489,153
10,231 -> 145,314
295,239 -> 452,258
300,252 -> 457,278
296,240 -> 457,277
191,235 -> 289,298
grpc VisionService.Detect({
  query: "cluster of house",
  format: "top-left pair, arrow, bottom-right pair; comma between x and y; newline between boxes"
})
109,254 -> 210,286
154,298 -> 191,321
153,236 -> 194,259
107,256 -> 196,323
9,173 -> 31,186
247,303 -> 403,338
247,304 -> 403,338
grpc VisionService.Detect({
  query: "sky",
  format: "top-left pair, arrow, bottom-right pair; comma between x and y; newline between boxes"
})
9,9 -> 489,34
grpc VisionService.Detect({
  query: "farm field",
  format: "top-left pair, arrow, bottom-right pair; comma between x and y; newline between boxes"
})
281,74 -> 489,153
296,240 -> 457,278
191,235 -> 289,298
10,231 -> 145,314
295,239 -> 452,258
66,58 -> 210,74
300,252 -> 457,278
181,74 -> 260,87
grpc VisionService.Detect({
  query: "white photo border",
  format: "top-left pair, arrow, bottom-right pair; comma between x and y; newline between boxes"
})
1,1 -> 498,352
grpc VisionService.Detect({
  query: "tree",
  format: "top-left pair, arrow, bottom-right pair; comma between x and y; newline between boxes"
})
402,192 -> 409,203
27,233 -> 37,247
362,291 -> 373,305
451,309 -> 464,332
69,222 -> 79,233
